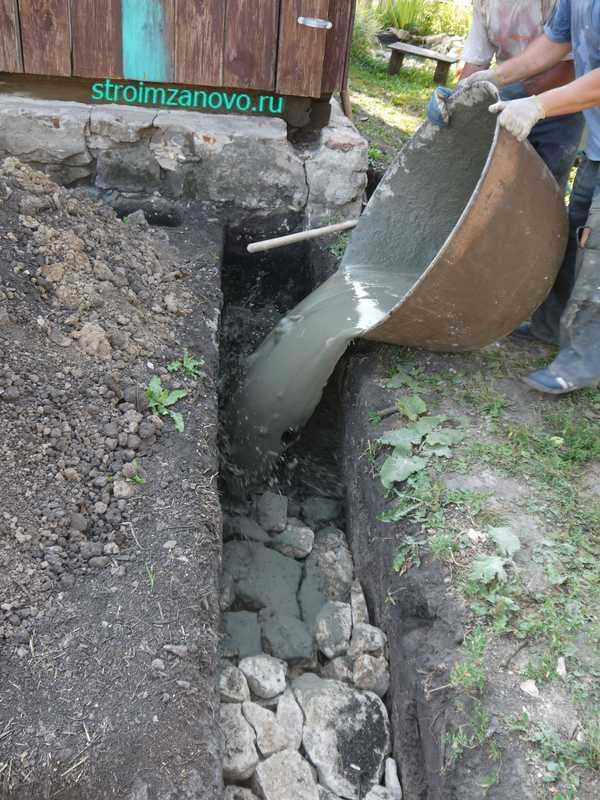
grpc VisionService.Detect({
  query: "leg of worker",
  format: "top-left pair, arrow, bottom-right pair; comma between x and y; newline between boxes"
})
529,157 -> 598,345
527,111 -> 584,189
526,162 -> 600,393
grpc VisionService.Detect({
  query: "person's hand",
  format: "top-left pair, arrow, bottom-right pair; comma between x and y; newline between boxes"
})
488,96 -> 546,141
459,67 -> 502,89
427,87 -> 453,127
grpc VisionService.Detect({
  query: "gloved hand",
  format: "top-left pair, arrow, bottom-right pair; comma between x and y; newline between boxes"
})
488,95 -> 546,141
427,86 -> 453,127
459,67 -> 502,89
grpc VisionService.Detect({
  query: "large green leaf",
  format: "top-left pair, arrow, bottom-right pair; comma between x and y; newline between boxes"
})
470,555 -> 508,584
386,368 -> 416,389
164,389 -> 188,407
426,429 -> 465,447
413,415 -> 447,436
379,454 -> 428,489
378,428 -> 422,450
396,395 -> 427,422
489,526 -> 521,557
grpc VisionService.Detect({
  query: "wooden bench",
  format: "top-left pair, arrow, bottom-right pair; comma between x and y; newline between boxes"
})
387,41 -> 459,85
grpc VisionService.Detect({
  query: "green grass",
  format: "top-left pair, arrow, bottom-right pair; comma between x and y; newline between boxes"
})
349,55 -> 443,165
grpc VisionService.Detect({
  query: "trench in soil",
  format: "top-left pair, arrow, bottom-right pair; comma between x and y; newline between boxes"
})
217,236 -> 411,797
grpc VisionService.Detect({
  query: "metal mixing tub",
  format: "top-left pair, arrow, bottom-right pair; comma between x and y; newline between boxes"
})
344,82 -> 569,351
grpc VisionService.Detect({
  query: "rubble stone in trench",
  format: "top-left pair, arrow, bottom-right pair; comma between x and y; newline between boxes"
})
269,518 -> 315,558
221,704 -> 260,783
239,654 -> 287,699
292,673 -> 391,800
364,788 -> 393,800
352,654 -> 390,698
299,527 -> 354,631
301,496 -> 341,529
224,541 -> 302,618
253,749 -> 319,800
260,609 -> 315,664
225,787 -> 261,800
348,623 -> 387,658
384,758 -> 403,799
223,611 -> 262,659
276,687 -> 304,751
315,601 -> 353,659
350,579 -> 369,626
321,656 -> 354,684
224,514 -> 271,543
243,701 -> 289,757
256,491 -> 288,532
220,663 -> 251,703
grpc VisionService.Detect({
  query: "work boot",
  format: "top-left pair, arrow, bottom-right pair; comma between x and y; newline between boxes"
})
510,321 -> 558,345
524,225 -> 600,394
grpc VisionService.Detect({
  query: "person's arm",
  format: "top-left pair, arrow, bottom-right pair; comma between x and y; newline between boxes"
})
461,62 -> 489,80
494,34 -> 571,86
538,68 -> 600,116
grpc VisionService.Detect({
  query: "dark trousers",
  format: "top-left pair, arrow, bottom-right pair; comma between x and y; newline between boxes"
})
532,156 -> 600,385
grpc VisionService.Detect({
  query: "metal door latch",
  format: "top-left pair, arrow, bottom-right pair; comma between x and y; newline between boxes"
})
298,16 -> 333,30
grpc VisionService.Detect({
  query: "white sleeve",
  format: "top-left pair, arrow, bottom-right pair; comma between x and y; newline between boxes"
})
462,5 -> 495,66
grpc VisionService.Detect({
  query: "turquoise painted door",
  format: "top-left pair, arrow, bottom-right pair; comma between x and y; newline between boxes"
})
121,0 -> 172,82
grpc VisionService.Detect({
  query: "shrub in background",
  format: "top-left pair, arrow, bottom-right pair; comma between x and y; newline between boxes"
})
352,1 -> 381,61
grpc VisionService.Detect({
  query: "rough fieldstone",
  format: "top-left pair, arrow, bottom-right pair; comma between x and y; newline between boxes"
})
350,580 -> 369,626
292,674 -> 391,800
300,528 -> 353,632
239,655 -> 287,699
364,788 -> 393,800
89,106 -> 156,144
221,704 -> 259,783
276,688 -> 304,751
318,788 -> 342,800
243,701 -> 289,757
253,750 -> 319,800
224,515 -> 270,543
95,144 -> 161,192
269,519 -> 314,559
348,624 -> 387,658
220,572 -> 236,611
220,664 -> 251,703
301,497 -> 341,529
384,759 -> 402,799
304,101 -> 368,226
0,99 -> 92,166
321,656 -> 354,684
256,492 -> 288,532
260,610 -> 314,664
224,541 -> 302,618
352,655 -> 390,698
315,602 -> 352,659
223,611 -> 262,659
225,788 -> 260,800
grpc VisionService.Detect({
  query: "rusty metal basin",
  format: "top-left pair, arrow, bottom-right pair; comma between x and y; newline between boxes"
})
345,82 -> 568,351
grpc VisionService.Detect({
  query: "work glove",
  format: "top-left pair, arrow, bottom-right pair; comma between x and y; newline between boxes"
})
459,67 -> 502,89
488,95 -> 546,141
426,86 -> 453,127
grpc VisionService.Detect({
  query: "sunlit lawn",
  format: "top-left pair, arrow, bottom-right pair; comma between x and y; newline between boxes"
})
349,55 -> 459,166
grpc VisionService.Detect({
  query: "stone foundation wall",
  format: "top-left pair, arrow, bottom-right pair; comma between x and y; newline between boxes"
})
0,96 -> 367,233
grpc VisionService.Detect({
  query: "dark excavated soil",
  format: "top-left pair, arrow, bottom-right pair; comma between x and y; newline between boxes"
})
0,159 -> 223,799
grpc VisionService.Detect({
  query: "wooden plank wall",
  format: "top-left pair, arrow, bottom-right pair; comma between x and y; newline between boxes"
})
224,0 -> 279,92
19,0 -> 71,76
322,0 -> 355,94
71,0 -> 122,79
2,0 -> 354,98
174,0 -> 225,87
277,0 -> 330,97
0,0 -> 22,72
